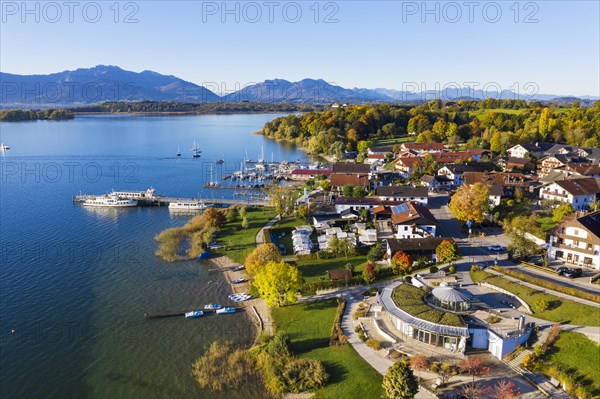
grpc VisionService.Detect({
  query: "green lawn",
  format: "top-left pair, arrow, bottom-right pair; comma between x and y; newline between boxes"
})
374,136 -> 415,145
536,216 -> 557,232
271,300 -> 384,399
540,332 -> 600,397
216,207 -> 277,264
294,256 -> 368,283
470,270 -> 600,326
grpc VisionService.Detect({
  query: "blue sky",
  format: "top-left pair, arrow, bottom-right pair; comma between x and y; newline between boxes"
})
1,1 -> 599,96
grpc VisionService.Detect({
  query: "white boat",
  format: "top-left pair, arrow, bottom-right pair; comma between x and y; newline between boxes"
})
176,146 -> 181,157
185,311 -> 204,318
168,200 -> 208,211
0,143 -> 9,151
191,140 -> 201,158
216,307 -> 236,315
204,303 -> 222,311
112,188 -> 156,200
81,194 -> 137,207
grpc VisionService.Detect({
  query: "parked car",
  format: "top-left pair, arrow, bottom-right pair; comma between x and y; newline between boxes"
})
487,245 -> 503,252
563,268 -> 583,278
527,256 -> 544,266
556,266 -> 569,276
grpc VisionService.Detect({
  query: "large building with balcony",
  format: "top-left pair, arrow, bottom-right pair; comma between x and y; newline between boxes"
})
539,178 -> 600,210
548,210 -> 600,269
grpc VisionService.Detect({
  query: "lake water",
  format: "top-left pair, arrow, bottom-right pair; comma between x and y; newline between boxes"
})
0,114 -> 308,398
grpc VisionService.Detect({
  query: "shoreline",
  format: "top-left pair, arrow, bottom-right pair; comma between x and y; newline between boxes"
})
207,255 -> 274,344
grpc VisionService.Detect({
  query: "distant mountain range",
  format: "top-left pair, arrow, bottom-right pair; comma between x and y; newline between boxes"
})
1,65 -> 597,108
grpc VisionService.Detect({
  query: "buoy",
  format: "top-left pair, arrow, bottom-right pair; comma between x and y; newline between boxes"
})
11,329 -> 16,334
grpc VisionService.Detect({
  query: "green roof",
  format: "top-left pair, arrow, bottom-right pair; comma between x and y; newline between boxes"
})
391,283 -> 465,327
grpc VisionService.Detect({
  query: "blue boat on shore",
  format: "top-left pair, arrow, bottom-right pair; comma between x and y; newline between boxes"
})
184,311 -> 204,318
216,307 -> 236,315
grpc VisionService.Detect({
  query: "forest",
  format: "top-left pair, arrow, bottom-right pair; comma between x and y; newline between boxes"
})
259,99 -> 600,156
70,101 -> 321,114
0,109 -> 74,122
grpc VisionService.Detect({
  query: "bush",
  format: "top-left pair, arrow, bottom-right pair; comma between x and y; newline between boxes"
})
404,275 -> 412,283
534,298 -> 549,313
330,300 -> 347,346
429,266 -> 439,273
358,329 -> 366,341
448,265 -> 456,273
282,357 -> 328,393
366,339 -> 381,350
470,264 -> 480,272
430,362 -> 441,373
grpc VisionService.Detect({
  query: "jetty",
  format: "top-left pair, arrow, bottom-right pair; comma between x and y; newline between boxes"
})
144,306 -> 244,319
73,192 -> 269,207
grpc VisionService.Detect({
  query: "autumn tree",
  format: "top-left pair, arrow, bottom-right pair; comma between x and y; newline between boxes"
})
449,183 -> 491,224
435,240 -> 460,263
409,355 -> 429,379
382,359 -> 419,399
391,251 -> 412,275
203,208 -> 226,229
490,379 -> 520,399
459,356 -> 490,383
253,261 -> 302,307
295,203 -> 309,223
458,382 -> 490,399
245,243 -> 282,274
362,263 -> 377,284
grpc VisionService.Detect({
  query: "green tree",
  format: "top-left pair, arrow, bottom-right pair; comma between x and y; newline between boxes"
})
552,203 -> 575,222
436,240 -> 460,263
449,183 -> 490,224
241,217 -> 249,230
391,251 -> 412,275
502,215 -> 546,258
367,243 -> 383,262
342,185 -> 354,197
203,208 -> 227,229
382,359 -> 419,399
352,185 -> 367,198
245,243 -> 282,274
268,184 -> 298,216
320,179 -> 331,191
295,203 -> 309,223
253,261 -> 302,307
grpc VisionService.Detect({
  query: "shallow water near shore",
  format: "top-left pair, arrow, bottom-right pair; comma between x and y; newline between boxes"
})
0,114 -> 308,398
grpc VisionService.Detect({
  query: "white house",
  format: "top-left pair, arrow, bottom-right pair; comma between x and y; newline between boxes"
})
548,210 -> 600,269
376,185 -> 428,205
539,178 -> 600,210
390,202 -> 438,239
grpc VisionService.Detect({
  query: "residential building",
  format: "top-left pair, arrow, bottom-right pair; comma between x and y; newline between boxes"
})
506,142 -> 554,159
330,162 -> 371,189
503,157 -> 536,173
334,197 -> 382,213
548,210 -> 600,269
290,168 -> 332,181
393,157 -> 424,178
462,171 -> 531,198
539,178 -> 600,210
367,145 -> 394,156
365,153 -> 387,165
546,144 -> 600,162
437,163 -> 500,188
376,185 -> 428,205
390,202 -> 438,239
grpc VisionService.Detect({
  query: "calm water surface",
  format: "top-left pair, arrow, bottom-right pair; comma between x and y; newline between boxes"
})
0,114 -> 308,398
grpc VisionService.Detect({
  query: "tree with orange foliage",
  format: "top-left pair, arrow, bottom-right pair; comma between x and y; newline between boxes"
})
459,356 -> 490,383
409,355 -> 429,379
489,379 -> 520,399
391,251 -> 412,276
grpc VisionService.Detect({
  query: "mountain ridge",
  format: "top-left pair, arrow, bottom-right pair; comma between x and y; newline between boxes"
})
1,65 -> 597,108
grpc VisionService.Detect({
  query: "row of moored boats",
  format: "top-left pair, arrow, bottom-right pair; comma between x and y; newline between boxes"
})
184,303 -> 238,319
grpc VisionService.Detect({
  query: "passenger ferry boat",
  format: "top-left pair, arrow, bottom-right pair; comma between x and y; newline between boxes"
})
168,200 -> 208,211
112,188 -> 156,200
0,143 -> 10,151
81,194 -> 138,207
